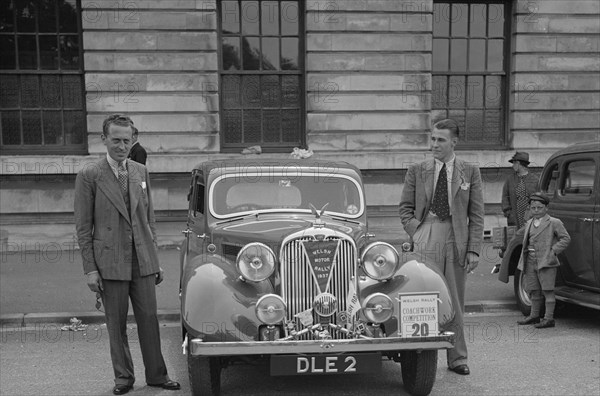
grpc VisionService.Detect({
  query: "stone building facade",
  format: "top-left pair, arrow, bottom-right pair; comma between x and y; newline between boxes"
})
1,0 -> 599,248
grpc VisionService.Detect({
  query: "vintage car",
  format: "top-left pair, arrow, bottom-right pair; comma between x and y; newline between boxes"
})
494,141 -> 600,315
179,159 -> 456,396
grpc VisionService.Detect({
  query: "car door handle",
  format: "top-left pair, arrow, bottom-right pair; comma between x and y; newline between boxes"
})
181,229 -> 192,235
197,233 -> 207,239
579,218 -> 595,222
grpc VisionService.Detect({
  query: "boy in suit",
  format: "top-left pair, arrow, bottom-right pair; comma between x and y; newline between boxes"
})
74,114 -> 179,395
517,192 -> 571,328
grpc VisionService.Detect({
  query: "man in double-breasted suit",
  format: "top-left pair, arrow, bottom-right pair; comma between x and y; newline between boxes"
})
74,114 -> 179,395
399,119 -> 484,376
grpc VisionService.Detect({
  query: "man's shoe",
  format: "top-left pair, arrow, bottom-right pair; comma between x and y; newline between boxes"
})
112,385 -> 133,395
148,380 -> 181,391
517,316 -> 540,325
448,365 -> 470,375
534,318 -> 555,328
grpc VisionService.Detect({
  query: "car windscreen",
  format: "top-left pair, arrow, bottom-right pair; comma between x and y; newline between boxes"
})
209,172 -> 364,218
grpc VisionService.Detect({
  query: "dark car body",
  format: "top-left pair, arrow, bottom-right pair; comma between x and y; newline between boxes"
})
179,159 -> 455,396
495,141 -> 600,314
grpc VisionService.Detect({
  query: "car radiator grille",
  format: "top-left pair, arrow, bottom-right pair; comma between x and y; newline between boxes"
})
280,236 -> 357,340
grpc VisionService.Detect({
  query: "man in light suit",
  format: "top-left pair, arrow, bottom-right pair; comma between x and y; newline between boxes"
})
399,118 -> 484,376
74,114 -> 180,395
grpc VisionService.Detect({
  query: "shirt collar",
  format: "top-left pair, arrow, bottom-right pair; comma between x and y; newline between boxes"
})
434,154 -> 455,168
106,154 -> 126,171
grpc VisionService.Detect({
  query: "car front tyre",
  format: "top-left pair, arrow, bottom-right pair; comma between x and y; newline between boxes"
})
400,349 -> 438,396
188,353 -> 221,396
514,269 -> 532,316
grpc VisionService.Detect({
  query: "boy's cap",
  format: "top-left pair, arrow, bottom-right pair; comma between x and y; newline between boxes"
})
529,192 -> 549,205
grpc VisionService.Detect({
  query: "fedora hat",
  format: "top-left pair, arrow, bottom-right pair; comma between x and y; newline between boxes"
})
509,151 -> 530,165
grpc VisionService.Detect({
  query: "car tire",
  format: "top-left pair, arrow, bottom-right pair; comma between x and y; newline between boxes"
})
400,349 -> 438,396
188,353 -> 221,396
514,269 -> 532,316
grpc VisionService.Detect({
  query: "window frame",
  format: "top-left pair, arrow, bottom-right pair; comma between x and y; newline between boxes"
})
0,0 -> 87,155
217,0 -> 305,153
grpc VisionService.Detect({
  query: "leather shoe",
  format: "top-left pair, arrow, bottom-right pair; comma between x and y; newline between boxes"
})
113,384 -> 133,395
517,316 -> 540,325
448,364 -> 470,375
534,318 -> 555,328
148,380 -> 181,391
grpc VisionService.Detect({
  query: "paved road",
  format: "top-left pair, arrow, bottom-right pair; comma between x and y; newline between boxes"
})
1,308 -> 599,396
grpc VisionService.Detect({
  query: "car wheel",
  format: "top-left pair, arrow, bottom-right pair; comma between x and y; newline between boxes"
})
400,349 -> 438,396
514,269 -> 532,316
188,353 -> 221,396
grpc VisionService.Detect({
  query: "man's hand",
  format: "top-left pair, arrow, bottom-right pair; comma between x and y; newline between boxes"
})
155,267 -> 164,285
87,272 -> 104,293
465,252 -> 479,273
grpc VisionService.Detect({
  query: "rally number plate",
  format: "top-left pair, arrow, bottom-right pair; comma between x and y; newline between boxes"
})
270,353 -> 381,376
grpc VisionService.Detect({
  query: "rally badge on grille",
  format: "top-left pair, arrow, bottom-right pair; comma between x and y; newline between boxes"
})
302,239 -> 340,293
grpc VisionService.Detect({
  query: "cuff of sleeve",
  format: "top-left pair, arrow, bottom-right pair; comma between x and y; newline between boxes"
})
86,270 -> 99,275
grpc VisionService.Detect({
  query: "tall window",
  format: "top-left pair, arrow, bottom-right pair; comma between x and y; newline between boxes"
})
219,0 -> 304,152
0,0 -> 86,154
432,1 -> 510,147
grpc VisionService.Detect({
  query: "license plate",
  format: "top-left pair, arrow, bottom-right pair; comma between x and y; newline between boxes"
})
270,353 -> 381,376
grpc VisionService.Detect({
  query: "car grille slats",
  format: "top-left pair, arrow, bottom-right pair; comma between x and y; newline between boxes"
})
281,236 -> 357,340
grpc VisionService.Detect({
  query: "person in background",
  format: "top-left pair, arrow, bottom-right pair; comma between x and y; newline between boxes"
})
128,126 -> 148,165
502,152 -> 537,229
517,192 -> 571,329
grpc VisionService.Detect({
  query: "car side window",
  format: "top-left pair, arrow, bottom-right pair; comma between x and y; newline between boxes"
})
541,163 -> 559,196
561,159 -> 595,196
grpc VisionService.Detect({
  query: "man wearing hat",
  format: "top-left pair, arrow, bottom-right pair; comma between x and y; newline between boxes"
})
502,152 -> 538,229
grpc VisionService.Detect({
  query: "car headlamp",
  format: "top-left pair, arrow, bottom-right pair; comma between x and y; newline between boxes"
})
360,242 -> 400,280
236,243 -> 276,282
256,294 -> 287,325
362,293 -> 394,323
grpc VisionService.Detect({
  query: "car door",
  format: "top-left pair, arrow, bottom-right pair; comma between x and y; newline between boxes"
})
549,153 -> 599,291
185,171 -> 208,259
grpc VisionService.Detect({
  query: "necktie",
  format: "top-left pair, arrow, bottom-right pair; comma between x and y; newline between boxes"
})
431,163 -> 450,220
515,175 -> 528,228
118,162 -> 128,195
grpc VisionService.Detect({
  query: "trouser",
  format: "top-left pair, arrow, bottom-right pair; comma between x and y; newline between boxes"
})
101,252 -> 169,386
413,214 -> 467,368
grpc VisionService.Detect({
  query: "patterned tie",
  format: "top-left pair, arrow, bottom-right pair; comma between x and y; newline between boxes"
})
118,162 -> 128,195
431,163 -> 450,220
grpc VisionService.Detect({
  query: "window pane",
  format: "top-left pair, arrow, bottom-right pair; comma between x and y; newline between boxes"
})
261,37 -> 279,70
0,37 -> 16,69
448,76 -> 465,109
281,37 -> 298,70
242,1 -> 259,35
450,39 -> 467,71
20,75 -> 39,107
242,75 -> 260,107
563,161 -> 595,195
485,76 -> 502,107
433,4 -> 449,36
433,39 -> 448,71
18,35 -> 37,69
465,109 -> 484,141
39,2 -> 57,32
469,39 -> 485,72
1,111 -> 21,144
64,110 -> 84,144
470,4 -> 486,37
41,75 -> 61,108
488,4 -> 504,37
450,4 -> 467,36
282,75 -> 299,107
263,109 -> 281,142
261,1 -> 279,35
467,76 -> 483,108
222,75 -> 241,108
40,35 -> 58,69
60,35 -> 79,69
43,110 -> 62,144
243,109 -> 261,142
62,75 -> 82,108
0,1 -> 15,32
261,75 -> 280,107
448,110 -> 466,143
0,75 -> 19,108
484,109 -> 502,143
22,110 -> 42,144
432,76 -> 447,108
16,0 -> 36,32
59,0 -> 78,33
223,109 -> 242,143
221,1 -> 240,34
222,37 -> 241,70
243,37 -> 260,70
281,1 -> 298,35
488,40 -> 504,71
282,109 -> 299,142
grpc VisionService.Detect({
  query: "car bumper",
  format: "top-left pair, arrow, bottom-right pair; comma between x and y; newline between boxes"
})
188,332 -> 455,356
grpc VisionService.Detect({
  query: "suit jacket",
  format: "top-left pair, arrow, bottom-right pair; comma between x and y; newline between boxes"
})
501,171 -> 538,226
74,158 -> 160,280
517,215 -> 571,271
128,142 -> 147,165
399,158 -> 485,264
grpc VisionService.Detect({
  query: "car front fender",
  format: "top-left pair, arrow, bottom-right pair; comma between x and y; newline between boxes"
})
498,229 -> 524,283
181,254 -> 274,342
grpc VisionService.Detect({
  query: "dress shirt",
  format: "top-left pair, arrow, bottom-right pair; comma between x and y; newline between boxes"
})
433,154 -> 455,209
106,153 -> 127,179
